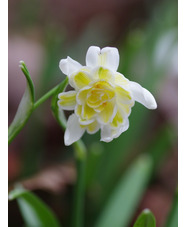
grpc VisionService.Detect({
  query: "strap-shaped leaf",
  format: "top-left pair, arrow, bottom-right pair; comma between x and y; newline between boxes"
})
95,155 -> 153,227
133,209 -> 156,227
8,61 -> 35,144
9,186 -> 61,227
51,77 -> 68,129
164,190 -> 178,227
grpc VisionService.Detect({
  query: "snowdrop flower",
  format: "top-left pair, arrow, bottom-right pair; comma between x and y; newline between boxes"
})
58,46 -> 157,146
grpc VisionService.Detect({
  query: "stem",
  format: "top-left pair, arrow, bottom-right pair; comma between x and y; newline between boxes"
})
72,140 -> 87,227
33,77 -> 68,110
33,85 -> 60,110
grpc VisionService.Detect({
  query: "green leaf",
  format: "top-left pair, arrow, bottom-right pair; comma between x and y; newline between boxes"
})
8,61 -> 35,144
133,209 -> 156,227
9,186 -> 61,227
51,77 -> 68,129
164,190 -> 178,227
95,155 -> 153,227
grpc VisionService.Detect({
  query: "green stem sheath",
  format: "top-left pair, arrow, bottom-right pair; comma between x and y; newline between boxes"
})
8,77 -> 68,145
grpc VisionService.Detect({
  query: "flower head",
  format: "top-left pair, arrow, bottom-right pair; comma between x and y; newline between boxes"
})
58,46 -> 157,145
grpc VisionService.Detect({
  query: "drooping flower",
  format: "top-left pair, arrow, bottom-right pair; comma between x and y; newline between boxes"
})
58,46 -> 157,145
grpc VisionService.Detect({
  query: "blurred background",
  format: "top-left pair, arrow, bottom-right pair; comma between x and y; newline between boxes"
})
8,0 -> 177,226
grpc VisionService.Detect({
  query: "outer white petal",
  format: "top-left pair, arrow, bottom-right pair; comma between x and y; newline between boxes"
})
100,118 -> 129,142
128,81 -> 157,109
64,114 -> 85,146
59,56 -> 82,77
101,47 -> 119,72
86,46 -> 119,72
86,46 -> 101,68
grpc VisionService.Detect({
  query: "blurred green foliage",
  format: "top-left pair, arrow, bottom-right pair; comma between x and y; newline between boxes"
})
164,190 -> 178,227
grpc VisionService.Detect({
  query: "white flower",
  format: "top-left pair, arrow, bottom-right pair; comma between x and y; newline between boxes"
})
58,46 -> 157,146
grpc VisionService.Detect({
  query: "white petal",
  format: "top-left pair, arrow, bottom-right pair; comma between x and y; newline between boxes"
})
86,46 -> 119,72
79,118 -> 94,125
100,118 -> 129,142
100,125 -> 113,142
64,114 -> 85,146
114,72 -> 129,87
86,46 -> 101,68
128,81 -> 157,109
112,118 -> 129,139
76,86 -> 91,105
59,56 -> 82,77
101,47 -> 119,72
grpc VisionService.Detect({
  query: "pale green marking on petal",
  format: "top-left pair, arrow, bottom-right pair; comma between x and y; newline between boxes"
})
99,52 -> 107,66
111,110 -> 123,128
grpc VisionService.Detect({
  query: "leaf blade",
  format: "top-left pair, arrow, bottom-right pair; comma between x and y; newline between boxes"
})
95,155 -> 153,227
133,209 -> 156,227
164,190 -> 178,227
9,186 -> 61,227
8,62 -> 35,144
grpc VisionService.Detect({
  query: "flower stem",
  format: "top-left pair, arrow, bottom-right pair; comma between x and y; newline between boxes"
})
72,140 -> 87,227
33,77 -> 68,110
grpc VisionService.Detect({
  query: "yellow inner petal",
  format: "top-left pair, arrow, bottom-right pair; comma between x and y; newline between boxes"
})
99,101 -> 115,124
98,67 -> 114,81
82,104 -> 96,120
111,110 -> 123,128
75,105 -> 82,116
77,88 -> 90,104
87,121 -> 99,134
73,72 -> 91,89
86,81 -> 115,109
58,91 -> 76,108
115,86 -> 132,104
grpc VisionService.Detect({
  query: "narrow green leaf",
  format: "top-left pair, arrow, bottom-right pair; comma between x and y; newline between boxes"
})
164,190 -> 178,227
95,155 -> 153,227
9,186 -> 61,227
133,209 -> 156,227
51,77 -> 68,129
8,61 -> 35,144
